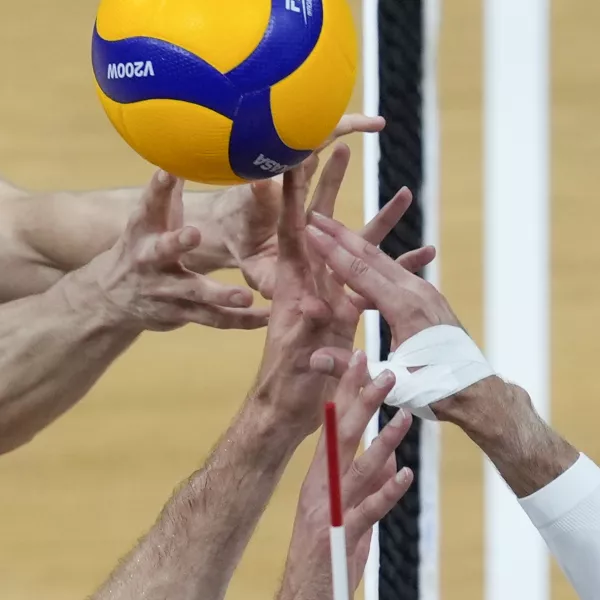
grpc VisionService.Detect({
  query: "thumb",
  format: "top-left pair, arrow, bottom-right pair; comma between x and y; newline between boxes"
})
310,347 -> 358,379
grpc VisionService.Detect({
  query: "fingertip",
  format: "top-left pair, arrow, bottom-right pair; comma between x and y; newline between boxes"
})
178,226 -> 201,250
420,245 -> 437,267
398,186 -> 413,201
348,349 -> 366,369
368,115 -> 386,131
310,353 -> 335,374
395,466 -> 414,486
156,169 -> 176,188
250,310 -> 271,329
305,223 -> 329,243
373,369 -> 395,389
307,212 -> 336,233
229,289 -> 253,308
389,407 -> 412,431
332,141 -> 351,156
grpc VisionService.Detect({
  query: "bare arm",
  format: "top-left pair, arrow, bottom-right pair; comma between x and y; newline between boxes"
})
0,172 -> 268,455
0,183 -> 233,301
0,280 -> 138,454
303,212 -> 598,600
433,379 -> 600,600
90,149 -> 415,600
278,353 -> 413,600
90,165 -> 328,600
0,115 -> 389,304
442,378 -> 579,497
92,394 -> 301,600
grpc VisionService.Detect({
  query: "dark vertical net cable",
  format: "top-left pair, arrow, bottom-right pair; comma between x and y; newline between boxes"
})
377,1 -> 424,599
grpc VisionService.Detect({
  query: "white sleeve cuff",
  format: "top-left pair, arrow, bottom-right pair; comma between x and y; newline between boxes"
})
518,453 -> 600,600
519,453 -> 600,528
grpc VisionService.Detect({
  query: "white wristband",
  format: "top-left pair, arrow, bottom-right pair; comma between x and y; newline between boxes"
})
367,325 -> 496,420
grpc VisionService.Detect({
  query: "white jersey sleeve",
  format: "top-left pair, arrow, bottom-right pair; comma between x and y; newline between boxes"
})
519,453 -> 600,600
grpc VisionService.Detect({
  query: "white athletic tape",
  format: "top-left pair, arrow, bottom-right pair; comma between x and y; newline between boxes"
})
367,325 -> 496,420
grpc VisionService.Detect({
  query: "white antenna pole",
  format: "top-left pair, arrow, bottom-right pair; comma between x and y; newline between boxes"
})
483,1 -> 550,599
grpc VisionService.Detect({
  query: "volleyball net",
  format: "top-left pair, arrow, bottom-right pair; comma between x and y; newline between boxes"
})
362,1 -> 550,599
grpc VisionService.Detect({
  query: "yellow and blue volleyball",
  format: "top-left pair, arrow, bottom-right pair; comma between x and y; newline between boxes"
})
92,0 -> 358,185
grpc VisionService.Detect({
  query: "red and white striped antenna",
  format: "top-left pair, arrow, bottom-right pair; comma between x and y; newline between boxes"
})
325,401 -> 350,600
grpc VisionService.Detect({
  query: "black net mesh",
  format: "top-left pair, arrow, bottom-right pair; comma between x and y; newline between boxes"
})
377,1 -> 424,599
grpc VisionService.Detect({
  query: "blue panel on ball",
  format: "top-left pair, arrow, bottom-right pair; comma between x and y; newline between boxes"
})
92,24 -> 240,119
229,88 -> 311,180
226,0 -> 323,92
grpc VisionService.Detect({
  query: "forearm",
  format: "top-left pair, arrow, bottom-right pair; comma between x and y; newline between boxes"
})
0,271 -> 138,454
450,379 -> 578,496
0,185 -> 232,301
451,379 -> 600,600
93,395 -> 301,600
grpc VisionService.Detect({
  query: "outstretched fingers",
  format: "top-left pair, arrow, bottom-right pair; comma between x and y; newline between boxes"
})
131,171 -> 180,235
310,211 -> 405,283
336,366 -> 396,473
350,245 -> 437,311
315,114 -> 386,154
360,187 -> 413,245
186,304 -> 270,330
278,166 -> 310,269
305,224 -> 397,317
308,143 -> 351,218
139,226 -> 201,265
398,245 -> 436,274
343,408 -> 412,510
153,274 -> 255,309
345,466 -> 414,547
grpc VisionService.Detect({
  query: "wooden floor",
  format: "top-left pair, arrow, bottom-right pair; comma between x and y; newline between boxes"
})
0,1 -> 599,599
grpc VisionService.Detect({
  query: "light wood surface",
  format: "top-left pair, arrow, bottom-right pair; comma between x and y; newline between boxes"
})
0,1 -> 598,599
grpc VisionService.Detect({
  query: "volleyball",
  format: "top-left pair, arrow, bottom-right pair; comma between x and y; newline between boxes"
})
91,0 -> 358,185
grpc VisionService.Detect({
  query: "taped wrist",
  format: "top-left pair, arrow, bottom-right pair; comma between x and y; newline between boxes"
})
367,325 -> 496,420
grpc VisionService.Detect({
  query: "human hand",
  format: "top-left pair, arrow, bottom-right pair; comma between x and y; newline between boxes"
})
211,114 -> 388,299
304,205 -> 505,421
70,171 -> 269,332
278,351 -> 413,600
253,146 -> 434,436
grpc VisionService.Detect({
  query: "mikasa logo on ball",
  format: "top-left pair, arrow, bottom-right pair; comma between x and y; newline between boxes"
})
253,154 -> 288,174
107,61 -> 155,80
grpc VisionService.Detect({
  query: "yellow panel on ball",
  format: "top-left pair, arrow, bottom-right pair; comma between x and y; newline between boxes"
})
95,84 -> 137,150
96,0 -> 272,73
270,0 -> 358,151
98,90 -> 244,185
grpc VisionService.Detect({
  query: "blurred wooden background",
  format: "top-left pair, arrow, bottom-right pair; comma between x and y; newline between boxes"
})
0,1 -> 598,599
